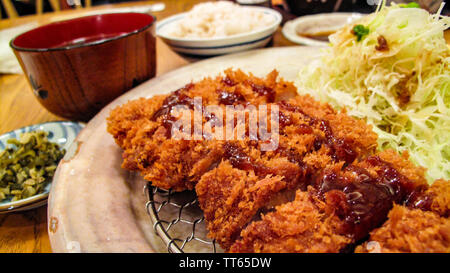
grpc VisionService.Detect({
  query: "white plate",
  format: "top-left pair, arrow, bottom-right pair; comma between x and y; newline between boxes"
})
156,7 -> 282,56
282,12 -> 364,46
47,46 -> 322,252
0,121 -> 84,213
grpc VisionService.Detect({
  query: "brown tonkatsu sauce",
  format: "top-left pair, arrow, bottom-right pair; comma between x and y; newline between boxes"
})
313,155 -> 433,240
150,78 -> 436,245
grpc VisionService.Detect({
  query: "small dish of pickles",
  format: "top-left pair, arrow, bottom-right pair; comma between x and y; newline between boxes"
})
0,121 -> 84,213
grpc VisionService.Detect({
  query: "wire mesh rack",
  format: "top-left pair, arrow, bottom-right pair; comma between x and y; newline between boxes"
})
145,183 -> 221,253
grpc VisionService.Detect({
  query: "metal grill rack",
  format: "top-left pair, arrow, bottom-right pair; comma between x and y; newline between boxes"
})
145,184 -> 220,253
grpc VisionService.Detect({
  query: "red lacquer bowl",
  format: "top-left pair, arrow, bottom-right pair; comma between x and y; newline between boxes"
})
11,12 -> 157,122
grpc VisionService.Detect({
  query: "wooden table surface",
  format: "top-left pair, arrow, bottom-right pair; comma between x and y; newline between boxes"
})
0,0 -> 296,252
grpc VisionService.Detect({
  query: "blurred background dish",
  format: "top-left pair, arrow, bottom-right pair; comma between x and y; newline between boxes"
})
284,0 -> 352,16
282,0 -> 445,16
156,4 -> 282,56
10,12 -> 157,122
236,0 -> 271,7
282,12 -> 363,46
0,121 -> 84,213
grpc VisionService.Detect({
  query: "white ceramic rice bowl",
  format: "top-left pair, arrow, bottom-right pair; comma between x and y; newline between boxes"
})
156,7 -> 282,56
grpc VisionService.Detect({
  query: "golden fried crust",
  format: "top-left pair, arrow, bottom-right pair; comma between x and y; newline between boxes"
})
196,161 -> 289,250
229,190 -> 352,253
106,69 -> 302,191
423,179 -> 450,218
106,69 -> 450,253
286,96 -> 378,158
107,96 -> 166,149
355,205 -> 450,253
107,69 -> 379,192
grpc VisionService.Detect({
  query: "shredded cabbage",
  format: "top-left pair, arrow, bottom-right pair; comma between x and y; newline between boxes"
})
296,2 -> 450,183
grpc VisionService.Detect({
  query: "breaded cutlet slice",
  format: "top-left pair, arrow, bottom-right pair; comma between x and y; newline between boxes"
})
107,69 -> 298,191
108,69 -> 296,149
228,189 -> 352,253
194,98 -> 379,250
107,69 -> 378,192
227,150 -> 431,253
196,160 -> 291,250
309,149 -> 430,242
355,178 -> 450,253
279,96 -> 378,160
355,205 -> 450,253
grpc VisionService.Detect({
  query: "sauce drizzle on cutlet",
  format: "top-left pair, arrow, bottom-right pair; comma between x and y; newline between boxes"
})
249,82 -> 276,103
151,88 -> 196,138
151,76 -> 433,243
217,90 -> 246,105
278,101 -> 358,164
223,143 -> 273,178
152,76 -> 278,138
313,155 -> 431,240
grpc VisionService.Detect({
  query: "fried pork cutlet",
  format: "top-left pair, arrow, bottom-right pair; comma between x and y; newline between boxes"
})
229,151 -> 450,253
355,205 -> 450,253
107,69 -> 450,253
228,150 -> 431,253
107,69 -> 378,249
226,190 -> 340,253
107,69 -> 377,192
107,69 -> 299,191
194,92 -> 379,249
355,180 -> 450,253
229,189 -> 352,253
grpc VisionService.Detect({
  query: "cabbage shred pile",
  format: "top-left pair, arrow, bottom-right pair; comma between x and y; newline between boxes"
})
296,3 -> 450,182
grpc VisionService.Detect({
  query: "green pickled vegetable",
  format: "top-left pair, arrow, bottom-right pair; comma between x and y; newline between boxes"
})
0,131 -> 65,201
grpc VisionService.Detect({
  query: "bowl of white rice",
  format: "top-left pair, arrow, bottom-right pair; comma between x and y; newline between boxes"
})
156,1 -> 282,56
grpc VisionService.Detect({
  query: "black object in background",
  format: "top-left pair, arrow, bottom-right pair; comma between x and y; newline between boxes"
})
1,0 -> 54,17
443,0 -> 449,15
284,0 -> 376,16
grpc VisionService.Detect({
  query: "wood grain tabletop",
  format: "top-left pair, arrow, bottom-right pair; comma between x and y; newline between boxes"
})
0,0 -> 296,253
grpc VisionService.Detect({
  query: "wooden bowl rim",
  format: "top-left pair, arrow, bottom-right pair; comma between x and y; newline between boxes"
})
10,12 -> 156,52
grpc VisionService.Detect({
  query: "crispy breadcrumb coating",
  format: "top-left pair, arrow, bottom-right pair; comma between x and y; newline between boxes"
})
355,205 -> 450,253
107,69 -> 450,253
107,69 -> 302,191
227,150 -> 436,253
229,189 -> 352,253
356,180 -> 450,253
196,161 -> 289,250
107,69 -> 378,192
